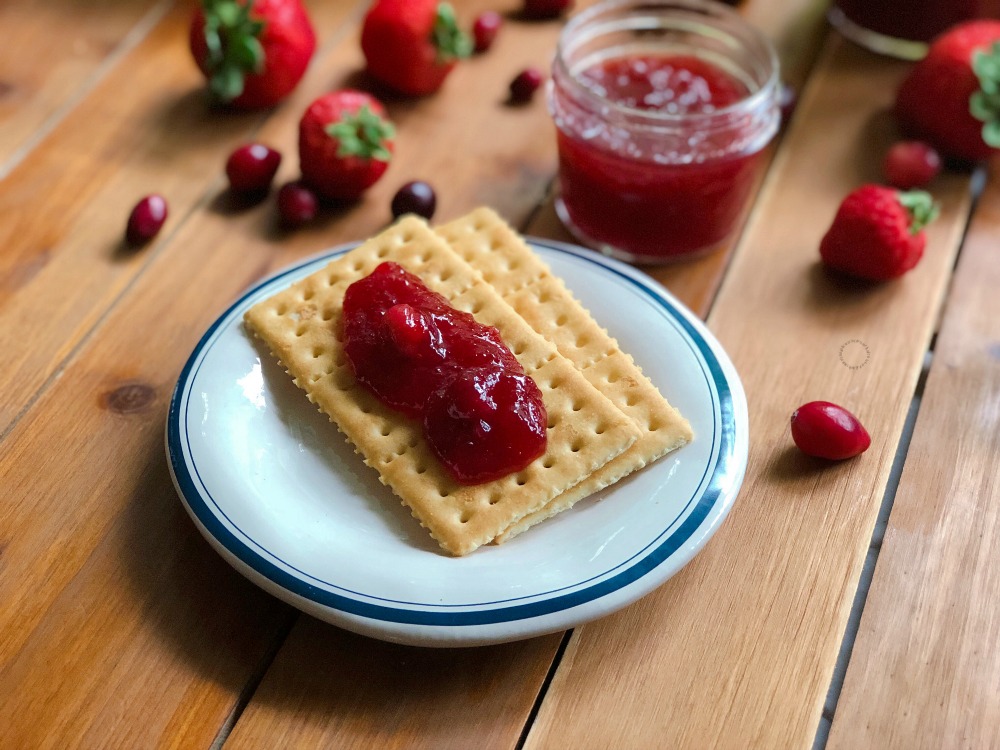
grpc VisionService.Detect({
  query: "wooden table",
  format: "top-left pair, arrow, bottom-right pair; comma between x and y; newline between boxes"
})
4,1 -> 999,747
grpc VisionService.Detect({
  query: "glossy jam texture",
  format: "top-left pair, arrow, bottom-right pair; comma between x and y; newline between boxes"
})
835,0 -> 1000,43
557,54 -> 764,261
342,262 -> 547,484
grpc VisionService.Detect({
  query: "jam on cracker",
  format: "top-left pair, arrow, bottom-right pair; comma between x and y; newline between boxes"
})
342,262 -> 547,484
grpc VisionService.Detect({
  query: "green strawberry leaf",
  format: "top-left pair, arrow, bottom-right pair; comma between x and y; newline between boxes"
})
432,2 -> 472,63
897,190 -> 939,234
325,105 -> 395,162
970,41 -> 1000,148
200,0 -> 267,102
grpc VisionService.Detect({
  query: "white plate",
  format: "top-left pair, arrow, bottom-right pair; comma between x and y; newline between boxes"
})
166,238 -> 748,647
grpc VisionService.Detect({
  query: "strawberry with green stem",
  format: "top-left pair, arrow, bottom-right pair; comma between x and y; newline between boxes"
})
896,20 -> 1000,163
820,185 -> 939,281
299,91 -> 396,201
189,0 -> 316,109
361,0 -> 472,96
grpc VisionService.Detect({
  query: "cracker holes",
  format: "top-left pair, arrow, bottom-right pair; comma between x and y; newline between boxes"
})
276,304 -> 288,316
515,473 -> 528,487
326,274 -> 338,287
311,347 -> 323,358
321,308 -> 335,322
571,400 -> 583,412
648,417 -> 663,432
379,423 -> 392,437
570,438 -> 584,453
488,490 -> 502,505
350,261 -> 364,274
594,422 -> 607,436
302,288 -> 315,302
605,372 -> 622,384
513,341 -> 527,356
555,313 -> 568,327
415,463 -> 428,475
460,510 -> 472,523
376,245 -> 390,259
547,415 -> 558,430
399,231 -> 415,244
418,252 -> 432,263
294,325 -> 308,338
542,456 -> 556,469
537,288 -> 553,304
626,393 -> 640,407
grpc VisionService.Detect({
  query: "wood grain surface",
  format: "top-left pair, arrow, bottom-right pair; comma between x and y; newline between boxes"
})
3,0 -> 994,747
0,0 -> 169,172
826,171 -> 1000,750
522,34 -> 974,750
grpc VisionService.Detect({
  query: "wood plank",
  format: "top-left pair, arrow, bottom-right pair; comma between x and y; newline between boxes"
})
522,34 -> 974,750
0,0 -> 358,434
0,0 -> 167,171
826,171 -> 1000,749
225,618 -> 562,749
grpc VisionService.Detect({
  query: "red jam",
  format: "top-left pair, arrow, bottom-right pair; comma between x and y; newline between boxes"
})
834,0 -> 1000,45
555,54 -> 766,261
342,262 -> 547,484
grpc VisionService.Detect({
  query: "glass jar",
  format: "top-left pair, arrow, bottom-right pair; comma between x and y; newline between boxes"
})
549,0 -> 780,264
829,0 -> 1000,60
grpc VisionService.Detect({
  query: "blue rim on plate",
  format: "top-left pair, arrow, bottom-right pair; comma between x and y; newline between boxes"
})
167,238 -> 741,629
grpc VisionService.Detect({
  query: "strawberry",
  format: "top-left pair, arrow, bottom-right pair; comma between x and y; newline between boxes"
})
298,91 -> 395,201
189,0 -> 316,109
895,20 -> 1000,162
819,185 -> 938,281
361,0 -> 472,96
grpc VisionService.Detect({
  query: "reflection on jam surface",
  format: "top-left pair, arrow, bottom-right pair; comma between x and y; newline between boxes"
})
342,262 -> 547,484
558,54 -> 764,260
580,55 -> 748,114
834,0 -> 1000,43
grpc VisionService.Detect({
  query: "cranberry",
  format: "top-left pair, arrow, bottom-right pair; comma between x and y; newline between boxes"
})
790,401 -> 871,460
391,180 -> 437,220
472,11 -> 502,52
277,181 -> 318,227
523,0 -> 573,19
509,67 -> 544,103
226,143 -> 282,194
883,141 -> 941,190
125,194 -> 168,246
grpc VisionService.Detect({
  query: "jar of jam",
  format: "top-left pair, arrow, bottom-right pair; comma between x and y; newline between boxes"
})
549,0 -> 780,264
829,0 -> 1000,60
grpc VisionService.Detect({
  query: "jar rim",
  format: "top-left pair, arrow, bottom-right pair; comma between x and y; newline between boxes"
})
553,0 -> 780,126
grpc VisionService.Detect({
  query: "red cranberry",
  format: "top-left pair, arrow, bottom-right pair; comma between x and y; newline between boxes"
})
277,181 -> 317,227
523,0 -> 573,19
226,143 -> 282,194
509,68 -> 544,103
790,401 -> 871,460
883,141 -> 941,190
472,11 -> 503,52
126,194 -> 168,246
391,181 -> 437,220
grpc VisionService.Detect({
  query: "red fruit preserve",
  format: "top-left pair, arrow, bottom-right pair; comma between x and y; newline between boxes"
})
830,0 -> 1000,59
342,262 -> 547,484
550,1 -> 780,263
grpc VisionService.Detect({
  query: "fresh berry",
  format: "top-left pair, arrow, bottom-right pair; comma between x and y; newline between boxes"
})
522,0 -> 573,19
361,0 -> 472,96
509,67 -> 544,102
472,11 -> 502,53
298,90 -> 395,201
276,181 -> 317,226
882,141 -> 942,189
895,20 -> 1000,162
189,0 -> 316,109
791,401 -> 871,460
226,143 -> 282,193
126,194 -> 168,246
819,185 -> 938,281
391,181 -> 437,219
